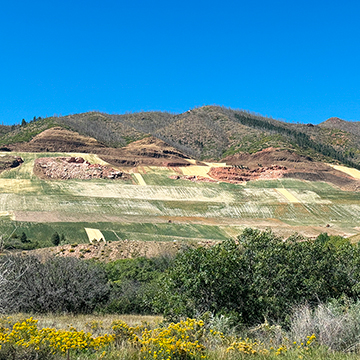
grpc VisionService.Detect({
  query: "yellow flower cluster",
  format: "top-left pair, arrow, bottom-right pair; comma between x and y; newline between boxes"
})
226,338 -> 269,356
0,317 -> 113,356
227,333 -> 317,357
292,333 -> 316,356
113,318 -> 206,359
0,316 -> 318,359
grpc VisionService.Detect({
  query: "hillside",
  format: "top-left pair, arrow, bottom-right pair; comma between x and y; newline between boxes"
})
1,106 -> 360,251
319,117 -> 360,137
1,106 -> 360,168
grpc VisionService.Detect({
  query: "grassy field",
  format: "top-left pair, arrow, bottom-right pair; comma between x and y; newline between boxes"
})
2,313 -> 360,360
2,151 -> 360,248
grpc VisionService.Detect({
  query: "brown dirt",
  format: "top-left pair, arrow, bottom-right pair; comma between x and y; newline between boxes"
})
222,147 -> 315,169
208,165 -> 288,184
33,156 -> 131,180
8,127 -> 107,153
222,147 -> 360,190
169,174 -> 218,183
8,127 -> 192,167
28,239 -> 218,263
0,155 -> 23,173
99,136 -> 192,167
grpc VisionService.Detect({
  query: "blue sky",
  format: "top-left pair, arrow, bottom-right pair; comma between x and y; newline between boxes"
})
1,0 -> 359,125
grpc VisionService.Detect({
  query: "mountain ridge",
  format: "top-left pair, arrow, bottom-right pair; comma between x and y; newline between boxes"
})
1,106 -> 360,168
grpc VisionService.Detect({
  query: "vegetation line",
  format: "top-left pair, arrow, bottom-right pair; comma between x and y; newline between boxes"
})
234,113 -> 360,169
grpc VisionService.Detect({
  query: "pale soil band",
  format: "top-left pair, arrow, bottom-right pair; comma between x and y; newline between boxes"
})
133,173 -> 147,186
329,164 -> 360,179
0,211 -> 14,220
275,188 -> 300,203
84,228 -> 106,243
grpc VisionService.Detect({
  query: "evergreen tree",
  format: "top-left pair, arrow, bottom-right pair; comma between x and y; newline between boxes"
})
20,232 -> 29,243
51,232 -> 60,246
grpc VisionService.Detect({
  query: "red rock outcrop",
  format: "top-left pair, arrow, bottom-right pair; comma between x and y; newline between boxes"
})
208,165 -> 288,184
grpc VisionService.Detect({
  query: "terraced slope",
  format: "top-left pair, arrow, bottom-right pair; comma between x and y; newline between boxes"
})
1,150 -> 360,251
1,106 -> 360,251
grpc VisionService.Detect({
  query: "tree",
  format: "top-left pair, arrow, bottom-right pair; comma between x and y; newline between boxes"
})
153,239 -> 245,321
155,229 -> 355,325
51,232 -> 60,246
21,119 -> 26,126
20,232 -> 29,243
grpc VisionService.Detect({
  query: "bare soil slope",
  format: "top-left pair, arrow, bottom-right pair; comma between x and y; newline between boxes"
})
222,147 -> 360,190
30,239 -> 216,263
99,136 -> 192,167
9,127 -> 107,153
9,127 -> 192,167
0,155 -> 23,173
208,165 -> 288,183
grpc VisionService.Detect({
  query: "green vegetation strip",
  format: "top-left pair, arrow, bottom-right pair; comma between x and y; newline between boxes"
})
0,220 -> 233,249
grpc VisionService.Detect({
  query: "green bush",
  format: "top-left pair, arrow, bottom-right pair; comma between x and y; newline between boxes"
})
103,256 -> 172,314
154,229 -> 356,325
51,232 -> 60,246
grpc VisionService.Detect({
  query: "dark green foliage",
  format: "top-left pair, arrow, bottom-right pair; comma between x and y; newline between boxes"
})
105,256 -> 170,283
20,231 -> 29,243
234,112 -> 360,169
104,256 -> 172,314
3,228 -> 360,323
21,119 -> 26,126
154,229 -> 356,325
316,232 -> 350,247
3,230 -> 37,250
51,232 -> 60,246
152,239 -> 245,321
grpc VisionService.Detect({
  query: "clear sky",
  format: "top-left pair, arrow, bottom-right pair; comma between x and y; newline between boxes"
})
1,0 -> 359,125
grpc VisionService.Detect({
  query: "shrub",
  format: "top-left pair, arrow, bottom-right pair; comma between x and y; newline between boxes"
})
290,299 -> 360,352
51,232 -> 60,246
0,317 -> 113,359
20,231 -> 29,243
0,256 -> 110,314
104,256 -> 172,314
154,229 -> 356,325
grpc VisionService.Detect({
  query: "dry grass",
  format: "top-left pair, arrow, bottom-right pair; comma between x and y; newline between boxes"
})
0,179 -> 37,193
66,153 -> 111,166
84,228 -> 105,243
133,173 -> 147,186
329,164 -> 360,179
181,165 -> 212,177
4,313 -> 163,336
275,188 -> 300,203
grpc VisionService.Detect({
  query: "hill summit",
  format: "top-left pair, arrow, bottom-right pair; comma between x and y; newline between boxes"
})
1,106 -> 360,169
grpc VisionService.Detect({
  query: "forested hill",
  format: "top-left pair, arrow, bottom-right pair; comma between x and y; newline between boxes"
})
1,106 -> 360,167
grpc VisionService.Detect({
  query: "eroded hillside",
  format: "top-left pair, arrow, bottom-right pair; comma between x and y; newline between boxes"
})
2,106 -> 360,167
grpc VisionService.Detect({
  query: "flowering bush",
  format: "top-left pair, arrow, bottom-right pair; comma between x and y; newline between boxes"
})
113,318 -> 207,359
0,317 -> 113,359
0,316 -> 318,359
